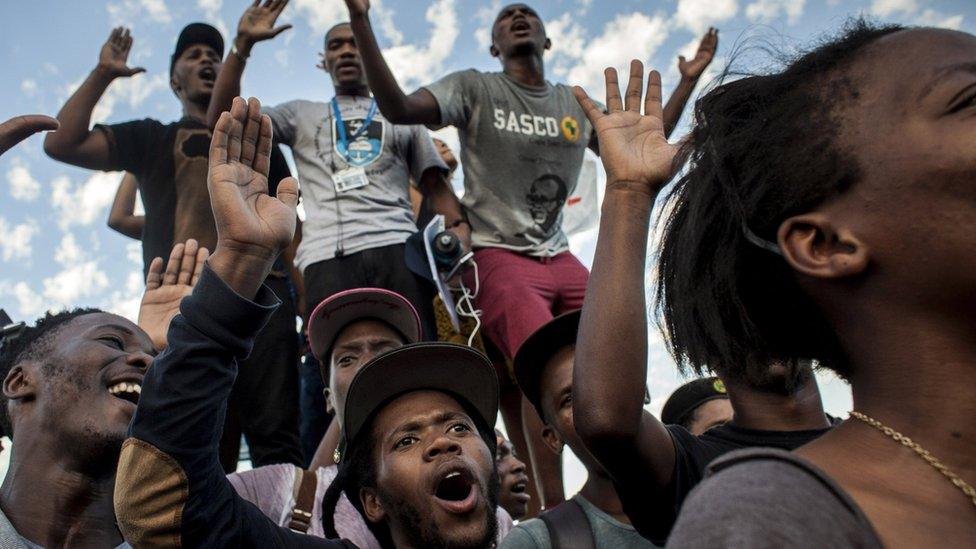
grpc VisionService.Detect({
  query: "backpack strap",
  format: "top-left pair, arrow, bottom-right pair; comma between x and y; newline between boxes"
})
540,499 -> 595,549
287,468 -> 319,533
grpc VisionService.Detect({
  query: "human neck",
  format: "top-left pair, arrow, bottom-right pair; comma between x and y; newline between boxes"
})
334,83 -> 371,98
0,435 -> 121,548
181,99 -> 208,124
726,373 -> 830,432
577,468 -> 629,524
839,307 -> 976,475
501,52 -> 546,87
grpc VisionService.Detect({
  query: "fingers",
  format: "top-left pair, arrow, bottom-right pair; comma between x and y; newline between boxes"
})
177,239 -> 199,286
240,97 -> 262,166
644,70 -> 664,129
209,111 -> 231,169
604,67 -> 623,113
145,257 -> 164,290
273,0 -> 290,15
227,97 -> 247,163
252,112 -> 273,177
191,247 -> 209,286
624,60 -> 644,113
573,86 -> 604,127
276,176 -> 300,210
0,115 -> 59,156
163,243 -> 185,286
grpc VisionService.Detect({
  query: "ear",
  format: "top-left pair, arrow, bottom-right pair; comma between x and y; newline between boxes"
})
361,487 -> 386,524
324,387 -> 334,414
170,75 -> 181,94
544,38 -> 552,51
777,213 -> 869,280
490,44 -> 500,58
3,364 -> 35,401
541,425 -> 564,456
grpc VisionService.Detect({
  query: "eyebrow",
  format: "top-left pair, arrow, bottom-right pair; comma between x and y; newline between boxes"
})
389,411 -> 469,440
917,62 -> 976,101
97,324 -> 158,356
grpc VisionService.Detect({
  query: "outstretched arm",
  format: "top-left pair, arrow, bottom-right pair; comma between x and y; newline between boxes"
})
107,172 -> 145,240
44,28 -> 145,170
344,0 -> 441,125
0,115 -> 58,157
206,0 -> 292,129
572,61 -> 682,534
662,28 -> 718,138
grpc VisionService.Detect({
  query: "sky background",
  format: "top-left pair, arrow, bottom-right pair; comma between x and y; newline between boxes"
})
1,0 -> 973,491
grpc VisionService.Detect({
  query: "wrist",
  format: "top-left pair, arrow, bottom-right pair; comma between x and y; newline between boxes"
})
93,64 -> 118,81
604,181 -> 659,201
679,74 -> 700,85
232,36 -> 253,59
207,246 -> 274,299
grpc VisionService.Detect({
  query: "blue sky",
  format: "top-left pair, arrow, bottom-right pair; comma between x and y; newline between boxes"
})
1,0 -> 974,483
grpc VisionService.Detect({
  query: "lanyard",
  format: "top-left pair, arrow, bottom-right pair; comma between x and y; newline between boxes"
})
331,97 -> 378,163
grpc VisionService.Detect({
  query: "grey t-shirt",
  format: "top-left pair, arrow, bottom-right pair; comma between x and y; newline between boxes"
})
668,448 -> 883,548
265,96 -> 447,271
424,70 -> 595,257
0,507 -> 130,549
500,494 -> 659,549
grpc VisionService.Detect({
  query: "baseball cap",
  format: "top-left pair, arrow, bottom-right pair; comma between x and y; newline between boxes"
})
512,309 -> 581,420
170,23 -> 224,76
661,377 -> 729,427
340,342 -> 499,460
307,288 -> 423,362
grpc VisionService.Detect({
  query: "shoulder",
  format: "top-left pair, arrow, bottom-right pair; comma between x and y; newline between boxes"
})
669,448 -> 877,548
500,517 -> 550,549
227,463 -> 296,495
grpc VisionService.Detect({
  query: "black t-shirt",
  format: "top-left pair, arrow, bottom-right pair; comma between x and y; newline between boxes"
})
620,420 -> 837,544
96,117 -> 291,275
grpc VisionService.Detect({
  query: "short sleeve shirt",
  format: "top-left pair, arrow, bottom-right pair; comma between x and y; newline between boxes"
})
95,118 -> 291,275
500,494 -> 660,548
424,70 -> 595,257
263,97 -> 447,271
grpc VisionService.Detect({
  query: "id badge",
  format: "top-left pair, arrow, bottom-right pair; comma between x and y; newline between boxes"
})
333,167 -> 369,193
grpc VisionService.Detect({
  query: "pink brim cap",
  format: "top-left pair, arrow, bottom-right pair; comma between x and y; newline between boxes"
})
308,288 -> 423,361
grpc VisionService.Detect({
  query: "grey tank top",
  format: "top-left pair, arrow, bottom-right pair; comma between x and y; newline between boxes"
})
667,448 -> 883,548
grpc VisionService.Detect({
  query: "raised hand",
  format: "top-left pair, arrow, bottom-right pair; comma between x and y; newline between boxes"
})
678,27 -> 718,81
236,0 -> 292,50
0,115 -> 58,157
207,97 -> 299,297
343,0 -> 371,16
97,27 -> 146,78
138,240 -> 208,350
574,60 -> 679,197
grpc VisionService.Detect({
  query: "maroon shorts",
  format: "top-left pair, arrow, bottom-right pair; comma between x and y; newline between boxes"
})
464,247 -> 589,360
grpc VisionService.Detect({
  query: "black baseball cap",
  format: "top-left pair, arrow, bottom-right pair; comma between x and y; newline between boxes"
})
661,377 -> 729,427
170,23 -> 224,75
340,342 -> 499,462
513,310 -> 581,420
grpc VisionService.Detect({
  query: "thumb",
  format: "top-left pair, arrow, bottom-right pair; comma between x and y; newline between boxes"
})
271,24 -> 293,38
678,55 -> 687,65
276,176 -> 300,210
126,67 -> 147,76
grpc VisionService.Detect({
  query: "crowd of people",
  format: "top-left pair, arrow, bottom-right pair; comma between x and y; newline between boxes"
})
0,0 -> 974,547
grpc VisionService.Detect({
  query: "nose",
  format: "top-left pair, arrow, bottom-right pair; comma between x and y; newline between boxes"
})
425,435 -> 462,461
510,457 -> 527,475
127,352 -> 152,372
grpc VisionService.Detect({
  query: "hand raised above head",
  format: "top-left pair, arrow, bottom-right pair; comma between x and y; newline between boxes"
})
574,60 -> 680,198
678,27 -> 719,81
97,27 -> 146,78
236,0 -> 292,49
0,115 -> 58,157
207,97 -> 299,297
343,0 -> 371,17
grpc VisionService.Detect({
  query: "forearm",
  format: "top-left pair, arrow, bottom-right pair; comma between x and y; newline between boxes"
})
207,40 -> 248,129
109,215 -> 144,240
418,170 -> 464,224
662,77 -> 698,138
43,67 -> 114,165
574,188 -> 654,442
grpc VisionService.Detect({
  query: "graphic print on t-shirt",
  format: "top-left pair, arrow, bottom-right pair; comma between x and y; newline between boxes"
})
173,127 -> 218,250
332,117 -> 385,168
525,174 -> 568,235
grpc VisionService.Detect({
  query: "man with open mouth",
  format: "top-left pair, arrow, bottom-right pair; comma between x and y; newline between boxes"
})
495,429 -> 532,522
43,20 -> 304,475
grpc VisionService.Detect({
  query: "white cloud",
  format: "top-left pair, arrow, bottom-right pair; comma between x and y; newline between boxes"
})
107,0 -> 172,25
870,0 -> 963,29
915,9 -> 964,30
54,233 -> 84,267
673,0 -> 738,35
274,48 -> 290,67
41,261 -> 110,306
565,12 -> 671,94
745,0 -> 805,25
51,172 -> 123,230
2,282 -> 45,318
66,73 -> 167,124
6,159 -> 41,202
381,0 -> 459,90
292,0 -> 348,34
545,12 -> 588,79
870,0 -> 916,18
107,270 -> 145,321
20,79 -> 37,96
0,218 -> 38,262
473,0 -> 503,51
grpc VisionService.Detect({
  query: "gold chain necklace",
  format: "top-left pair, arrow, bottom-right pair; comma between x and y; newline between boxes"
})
849,410 -> 976,509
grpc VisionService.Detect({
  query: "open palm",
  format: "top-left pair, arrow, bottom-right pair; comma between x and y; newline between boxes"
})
138,240 -> 208,350
237,0 -> 292,45
678,27 -> 718,80
208,97 -> 298,262
98,27 -> 145,78
575,61 -> 679,197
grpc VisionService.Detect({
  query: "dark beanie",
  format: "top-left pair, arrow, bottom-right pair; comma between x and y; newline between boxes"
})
170,23 -> 224,76
661,377 -> 729,427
